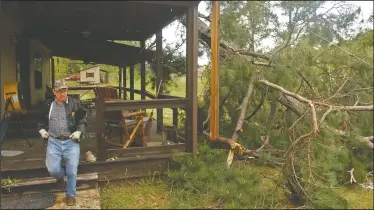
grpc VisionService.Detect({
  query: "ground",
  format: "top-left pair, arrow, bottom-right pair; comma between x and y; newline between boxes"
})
48,188 -> 101,209
99,164 -> 374,209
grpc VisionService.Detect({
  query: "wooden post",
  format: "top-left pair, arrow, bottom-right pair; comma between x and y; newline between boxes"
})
96,96 -> 106,161
118,67 -> 122,99
210,1 -> 220,141
123,66 -> 127,100
186,5 -> 198,157
51,57 -> 55,88
141,40 -> 146,100
172,108 -> 178,127
130,65 -> 134,100
156,31 -> 163,132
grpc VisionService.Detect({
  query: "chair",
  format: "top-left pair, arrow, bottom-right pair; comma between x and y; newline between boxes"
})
93,87 -> 147,148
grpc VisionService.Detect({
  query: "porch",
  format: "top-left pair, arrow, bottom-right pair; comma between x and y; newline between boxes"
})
1,107 -> 186,180
1,1 -> 200,205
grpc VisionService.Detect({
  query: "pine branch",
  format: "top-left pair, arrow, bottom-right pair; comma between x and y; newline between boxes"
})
258,80 -> 374,111
244,87 -> 267,121
179,14 -> 270,61
323,79 -> 350,102
326,126 -> 374,149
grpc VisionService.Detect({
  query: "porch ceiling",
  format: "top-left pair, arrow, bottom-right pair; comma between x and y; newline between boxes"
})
7,1 -> 200,41
40,38 -> 154,66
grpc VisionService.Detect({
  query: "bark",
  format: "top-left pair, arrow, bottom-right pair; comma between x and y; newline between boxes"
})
277,93 -> 306,116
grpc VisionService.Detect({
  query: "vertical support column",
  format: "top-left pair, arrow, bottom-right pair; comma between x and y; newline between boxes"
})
172,108 -> 178,127
156,31 -> 163,132
0,52 -> 2,118
210,1 -> 220,141
123,66 -> 127,100
130,65 -> 134,100
96,96 -> 106,161
186,5 -> 198,157
118,67 -> 122,99
140,40 -> 146,100
51,57 -> 55,88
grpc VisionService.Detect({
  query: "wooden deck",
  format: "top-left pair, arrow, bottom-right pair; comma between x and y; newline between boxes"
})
1,107 -> 176,160
1,108 -> 186,195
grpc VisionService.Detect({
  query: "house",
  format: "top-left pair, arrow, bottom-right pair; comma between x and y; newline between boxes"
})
79,65 -> 108,84
1,1 -> 201,186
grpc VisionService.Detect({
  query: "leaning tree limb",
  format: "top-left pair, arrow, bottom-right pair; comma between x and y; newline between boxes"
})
258,79 -> 374,149
227,77 -> 255,168
258,80 -> 374,111
244,87 -> 268,121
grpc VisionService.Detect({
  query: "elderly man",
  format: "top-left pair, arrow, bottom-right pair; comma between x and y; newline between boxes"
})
38,80 -> 87,206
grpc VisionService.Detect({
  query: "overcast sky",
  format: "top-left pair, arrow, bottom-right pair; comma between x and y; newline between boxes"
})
155,1 -> 373,66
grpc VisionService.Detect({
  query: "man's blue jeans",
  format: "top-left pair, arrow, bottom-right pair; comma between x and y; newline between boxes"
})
46,137 -> 80,197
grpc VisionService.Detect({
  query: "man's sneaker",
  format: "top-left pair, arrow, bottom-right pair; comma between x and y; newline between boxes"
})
56,178 -> 65,191
66,196 -> 76,206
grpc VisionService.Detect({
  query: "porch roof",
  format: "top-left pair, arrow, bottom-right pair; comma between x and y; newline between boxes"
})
6,1 -> 200,41
40,38 -> 154,66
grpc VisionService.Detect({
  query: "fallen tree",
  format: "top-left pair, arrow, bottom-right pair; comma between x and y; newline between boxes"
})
180,3 -> 373,208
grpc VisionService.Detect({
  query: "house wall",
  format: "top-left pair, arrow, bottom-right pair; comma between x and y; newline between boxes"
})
0,12 -> 52,117
0,12 -> 24,117
80,66 -> 100,83
29,39 -> 52,105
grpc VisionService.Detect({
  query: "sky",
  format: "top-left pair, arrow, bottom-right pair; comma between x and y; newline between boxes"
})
154,1 -> 373,66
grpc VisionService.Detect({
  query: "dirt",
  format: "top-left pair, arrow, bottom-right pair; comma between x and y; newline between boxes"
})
47,188 -> 101,209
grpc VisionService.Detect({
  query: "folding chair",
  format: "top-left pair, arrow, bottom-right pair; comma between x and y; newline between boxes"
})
94,87 -> 147,148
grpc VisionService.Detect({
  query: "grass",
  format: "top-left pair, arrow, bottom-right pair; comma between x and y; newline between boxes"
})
100,165 -> 374,209
335,184 -> 374,209
99,165 -> 294,209
100,179 -> 171,209
100,141 -> 296,209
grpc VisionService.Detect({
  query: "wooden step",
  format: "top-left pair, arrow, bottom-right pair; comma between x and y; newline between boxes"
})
1,151 -> 187,181
1,172 -> 98,195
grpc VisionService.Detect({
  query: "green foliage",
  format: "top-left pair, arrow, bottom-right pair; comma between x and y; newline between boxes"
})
1,177 -> 21,192
309,187 -> 348,209
166,142 -> 282,208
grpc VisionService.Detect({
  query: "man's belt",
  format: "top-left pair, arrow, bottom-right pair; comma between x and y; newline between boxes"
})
54,136 -> 70,141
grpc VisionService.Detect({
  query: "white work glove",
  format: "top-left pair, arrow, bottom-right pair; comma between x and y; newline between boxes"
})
69,131 -> 82,141
39,129 -> 49,139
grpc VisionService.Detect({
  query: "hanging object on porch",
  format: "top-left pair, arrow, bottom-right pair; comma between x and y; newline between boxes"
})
3,82 -> 26,113
2,82 -> 35,147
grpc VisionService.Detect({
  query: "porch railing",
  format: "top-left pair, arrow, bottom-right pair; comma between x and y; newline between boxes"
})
69,86 -> 182,127
95,96 -> 187,161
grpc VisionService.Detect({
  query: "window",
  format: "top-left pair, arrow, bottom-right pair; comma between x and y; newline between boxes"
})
86,72 -> 94,78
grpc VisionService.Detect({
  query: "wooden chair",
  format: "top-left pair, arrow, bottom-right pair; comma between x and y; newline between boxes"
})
94,87 -> 147,148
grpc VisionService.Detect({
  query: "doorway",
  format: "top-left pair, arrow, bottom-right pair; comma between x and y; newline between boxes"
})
15,34 -> 31,109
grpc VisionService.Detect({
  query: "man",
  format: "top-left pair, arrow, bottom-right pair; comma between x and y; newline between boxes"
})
38,80 -> 87,206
